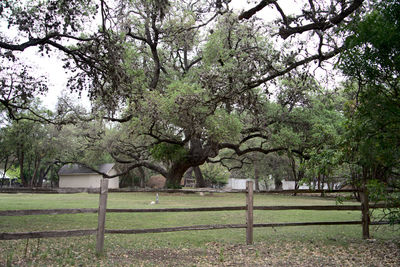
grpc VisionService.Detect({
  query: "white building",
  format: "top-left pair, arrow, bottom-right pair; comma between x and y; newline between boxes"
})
225,178 -> 267,190
282,180 -> 296,190
58,163 -> 119,189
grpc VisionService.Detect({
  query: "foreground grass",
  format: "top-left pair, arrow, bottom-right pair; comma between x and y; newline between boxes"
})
0,192 -> 399,266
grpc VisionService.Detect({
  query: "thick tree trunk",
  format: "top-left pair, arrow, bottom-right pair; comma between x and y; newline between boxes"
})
138,167 -> 145,188
193,166 -> 206,188
165,163 -> 191,188
30,157 -> 41,187
162,136 -> 215,188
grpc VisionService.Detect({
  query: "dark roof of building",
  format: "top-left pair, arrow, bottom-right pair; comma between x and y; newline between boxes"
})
58,163 -> 115,175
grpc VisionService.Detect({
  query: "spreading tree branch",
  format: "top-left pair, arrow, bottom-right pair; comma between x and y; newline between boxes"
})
238,0 -> 277,20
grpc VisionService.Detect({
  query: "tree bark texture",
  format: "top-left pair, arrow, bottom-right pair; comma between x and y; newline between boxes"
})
194,166 -> 206,188
138,166 -> 146,188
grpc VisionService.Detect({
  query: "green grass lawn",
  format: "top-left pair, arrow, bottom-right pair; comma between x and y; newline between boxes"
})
0,192 -> 398,266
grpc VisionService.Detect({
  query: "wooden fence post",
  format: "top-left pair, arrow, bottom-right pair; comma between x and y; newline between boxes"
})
360,188 -> 370,239
246,180 -> 254,245
96,178 -> 109,255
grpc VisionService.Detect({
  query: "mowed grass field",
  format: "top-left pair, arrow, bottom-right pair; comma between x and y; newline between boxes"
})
0,192 -> 399,266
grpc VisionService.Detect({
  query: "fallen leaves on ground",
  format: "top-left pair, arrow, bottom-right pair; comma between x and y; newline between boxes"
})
1,239 -> 399,266
110,239 -> 400,267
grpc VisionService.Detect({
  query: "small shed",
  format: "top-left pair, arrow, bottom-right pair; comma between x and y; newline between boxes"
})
58,163 -> 119,189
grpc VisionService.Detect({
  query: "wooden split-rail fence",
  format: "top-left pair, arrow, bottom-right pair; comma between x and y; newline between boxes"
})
0,180 -> 395,254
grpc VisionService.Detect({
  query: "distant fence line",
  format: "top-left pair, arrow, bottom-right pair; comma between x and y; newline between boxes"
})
0,180 -> 398,255
0,187 -> 358,194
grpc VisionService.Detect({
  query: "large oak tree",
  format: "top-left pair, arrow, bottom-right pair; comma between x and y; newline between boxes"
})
0,0 -> 367,186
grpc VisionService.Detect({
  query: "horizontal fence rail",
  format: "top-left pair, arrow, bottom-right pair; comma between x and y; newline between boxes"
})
1,220 -> 394,241
0,229 -> 97,240
106,207 -> 246,213
0,204 -> 392,217
106,224 -> 247,235
0,208 -> 98,216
